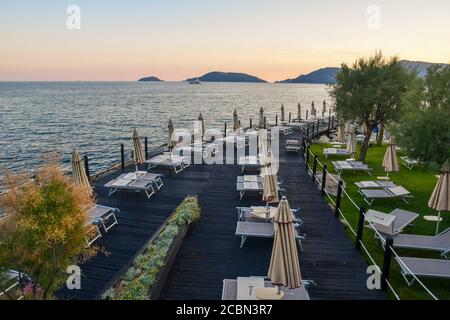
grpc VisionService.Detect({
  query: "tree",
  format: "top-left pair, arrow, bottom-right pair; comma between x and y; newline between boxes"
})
0,161 -> 97,299
391,65 -> 450,165
330,51 -> 415,162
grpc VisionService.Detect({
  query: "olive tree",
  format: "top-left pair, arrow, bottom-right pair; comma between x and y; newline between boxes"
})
330,51 -> 415,162
391,65 -> 450,165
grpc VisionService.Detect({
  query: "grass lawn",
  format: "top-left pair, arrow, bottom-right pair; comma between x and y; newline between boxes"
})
308,142 -> 449,300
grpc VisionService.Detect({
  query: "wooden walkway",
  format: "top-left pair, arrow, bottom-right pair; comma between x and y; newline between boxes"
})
59,127 -> 385,300
160,133 -> 386,300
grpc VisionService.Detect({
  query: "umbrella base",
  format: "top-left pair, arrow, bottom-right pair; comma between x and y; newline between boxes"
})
255,287 -> 284,300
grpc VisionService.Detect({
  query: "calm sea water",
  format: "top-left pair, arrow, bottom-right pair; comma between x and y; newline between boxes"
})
0,81 -> 331,175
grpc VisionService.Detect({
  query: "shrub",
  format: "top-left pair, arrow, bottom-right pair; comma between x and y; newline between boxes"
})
102,196 -> 201,300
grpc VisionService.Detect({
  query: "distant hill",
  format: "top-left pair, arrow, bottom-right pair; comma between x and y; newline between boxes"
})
399,60 -> 449,78
138,76 -> 163,82
278,60 -> 449,84
277,67 -> 341,84
186,72 -> 267,83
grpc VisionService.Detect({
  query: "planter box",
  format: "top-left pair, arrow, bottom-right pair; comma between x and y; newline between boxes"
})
148,222 -> 190,300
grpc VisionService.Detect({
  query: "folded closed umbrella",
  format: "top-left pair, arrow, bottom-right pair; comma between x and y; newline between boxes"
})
428,161 -> 450,235
297,103 -> 301,121
168,119 -> 176,149
71,148 -> 92,195
382,138 -> 399,178
337,121 -> 345,143
281,104 -> 285,122
259,107 -> 265,129
345,120 -> 353,133
311,101 -> 316,117
133,128 -> 145,171
346,127 -> 356,156
233,109 -> 240,132
197,113 -> 205,139
266,196 -> 302,296
322,100 -> 327,117
361,122 -> 368,134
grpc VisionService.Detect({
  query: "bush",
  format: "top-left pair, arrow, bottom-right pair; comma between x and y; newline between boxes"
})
102,196 -> 201,300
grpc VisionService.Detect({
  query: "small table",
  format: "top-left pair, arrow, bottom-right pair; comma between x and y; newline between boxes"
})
255,287 -> 284,300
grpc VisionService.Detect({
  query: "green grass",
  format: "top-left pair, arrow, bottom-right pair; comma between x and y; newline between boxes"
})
308,143 -> 449,300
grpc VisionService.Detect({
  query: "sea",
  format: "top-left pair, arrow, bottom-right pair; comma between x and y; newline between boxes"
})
0,81 -> 331,176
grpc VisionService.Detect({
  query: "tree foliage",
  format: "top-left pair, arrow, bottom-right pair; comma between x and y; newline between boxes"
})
330,51 -> 415,162
0,161 -> 97,299
392,65 -> 450,165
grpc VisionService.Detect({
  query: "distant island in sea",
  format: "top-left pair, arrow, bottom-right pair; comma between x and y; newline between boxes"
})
137,60 -> 449,84
138,76 -> 163,82
186,72 -> 267,83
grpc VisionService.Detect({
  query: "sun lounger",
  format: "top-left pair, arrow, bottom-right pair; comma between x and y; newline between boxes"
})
332,160 -> 373,176
286,140 -> 301,153
395,257 -> 450,286
354,180 -> 397,190
238,156 -> 262,172
236,180 -> 264,200
359,186 -> 412,205
270,126 -> 293,135
0,270 -> 21,297
104,177 -> 159,199
365,208 -> 419,236
89,205 -> 119,233
222,278 -> 310,300
236,206 -> 301,224
324,148 -> 350,159
400,156 -> 420,170
383,228 -> 450,258
235,221 -> 304,251
119,171 -> 164,190
145,153 -> 189,173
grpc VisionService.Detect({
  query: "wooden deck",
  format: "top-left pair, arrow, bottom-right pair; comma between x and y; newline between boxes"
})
59,127 -> 385,300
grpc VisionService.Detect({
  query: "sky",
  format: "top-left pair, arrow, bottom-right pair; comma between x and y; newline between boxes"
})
1,0 -> 449,82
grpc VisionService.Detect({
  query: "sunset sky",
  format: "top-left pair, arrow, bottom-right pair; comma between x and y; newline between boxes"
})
1,0 -> 449,82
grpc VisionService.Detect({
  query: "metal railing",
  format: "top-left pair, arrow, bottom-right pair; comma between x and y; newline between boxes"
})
302,125 -> 439,300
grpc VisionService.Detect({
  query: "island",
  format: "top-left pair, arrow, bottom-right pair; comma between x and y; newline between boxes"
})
138,76 -> 164,82
185,72 -> 267,83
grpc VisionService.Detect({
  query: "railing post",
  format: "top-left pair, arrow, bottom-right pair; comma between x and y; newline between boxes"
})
120,143 -> 125,171
328,115 -> 331,134
311,123 -> 315,138
317,120 -> 320,136
83,155 -> 90,182
250,118 -> 252,129
305,144 -> 310,169
321,165 -> 327,195
305,126 -> 309,142
355,207 -> 366,251
306,110 -> 309,120
224,122 -> 227,137
381,237 -> 394,292
335,180 -> 343,218
312,155 -> 318,182
144,137 -> 148,160
289,112 -> 292,123
264,116 -> 267,129
275,114 -> 278,126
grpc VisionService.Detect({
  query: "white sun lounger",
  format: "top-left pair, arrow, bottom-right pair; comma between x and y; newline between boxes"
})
395,257 -> 450,286
236,181 -> 264,200
286,140 -> 301,153
359,186 -> 412,205
89,205 -> 119,233
104,177 -> 158,199
355,180 -> 397,190
235,221 -> 304,251
270,126 -> 293,135
145,154 -> 189,173
332,160 -> 373,176
238,156 -> 262,173
222,278 -> 310,300
324,148 -> 350,159
365,208 -> 419,236
0,270 -> 22,298
383,228 -> 450,258
400,156 -> 420,170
